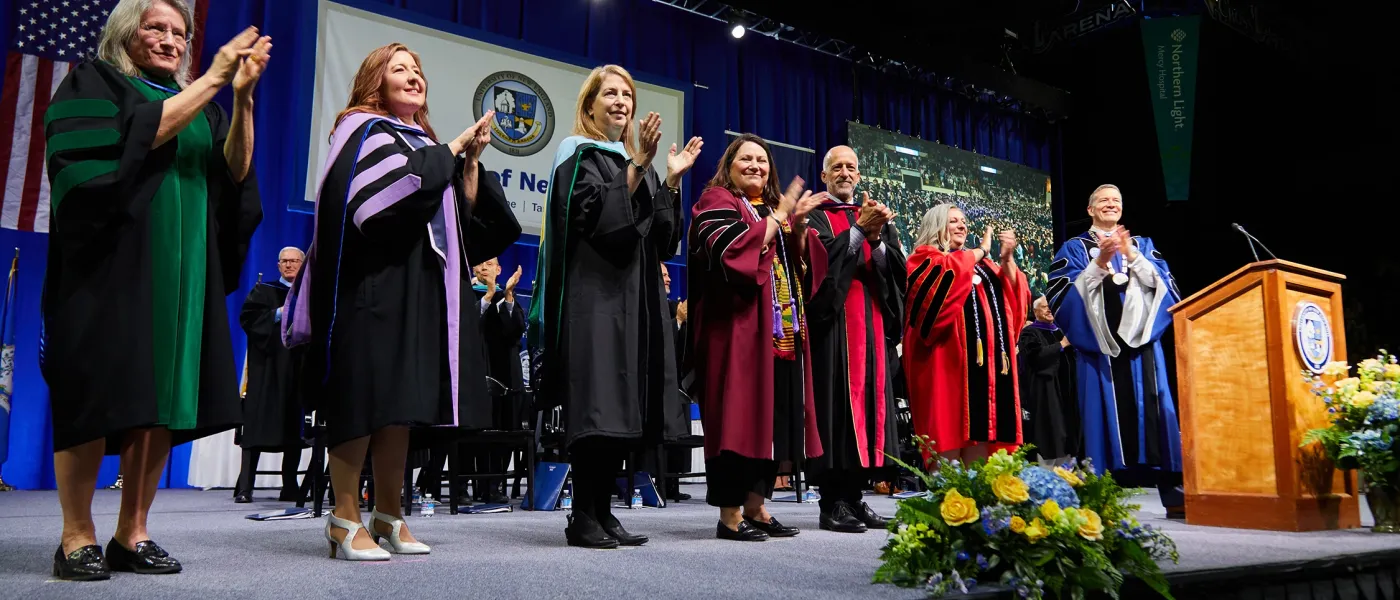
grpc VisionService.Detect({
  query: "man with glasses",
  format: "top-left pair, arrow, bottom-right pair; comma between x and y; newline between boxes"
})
234,247 -> 308,503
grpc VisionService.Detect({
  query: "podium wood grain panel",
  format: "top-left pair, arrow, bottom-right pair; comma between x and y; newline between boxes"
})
1171,260 -> 1357,531
1188,284 -> 1276,495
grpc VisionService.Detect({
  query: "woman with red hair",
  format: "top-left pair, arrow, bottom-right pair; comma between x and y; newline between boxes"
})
283,43 -> 520,560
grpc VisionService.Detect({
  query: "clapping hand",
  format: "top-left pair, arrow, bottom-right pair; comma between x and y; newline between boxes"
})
481,266 -> 499,301
458,111 -> 495,163
635,112 -> 662,167
775,176 -> 808,222
232,34 -> 272,99
1095,232 -> 1120,269
855,192 -> 892,240
504,266 -> 522,301
1114,227 -> 1137,262
998,229 -> 1018,263
665,136 -> 703,187
207,27 -> 263,88
980,225 -> 994,258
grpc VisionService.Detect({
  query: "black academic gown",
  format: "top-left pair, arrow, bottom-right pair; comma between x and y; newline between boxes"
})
41,60 -> 261,453
1017,324 -> 1080,460
478,286 -> 526,429
805,208 -> 906,479
297,114 -> 520,448
537,144 -> 688,449
238,281 -> 306,451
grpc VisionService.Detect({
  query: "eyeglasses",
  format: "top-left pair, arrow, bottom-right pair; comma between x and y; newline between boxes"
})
140,22 -> 191,44
279,259 -> 302,264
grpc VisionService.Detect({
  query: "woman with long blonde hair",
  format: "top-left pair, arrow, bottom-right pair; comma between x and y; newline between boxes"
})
527,65 -> 702,548
903,203 -> 1029,466
282,42 -> 520,560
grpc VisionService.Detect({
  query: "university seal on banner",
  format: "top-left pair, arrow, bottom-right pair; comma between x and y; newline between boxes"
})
474,71 -> 555,157
1292,301 -> 1333,373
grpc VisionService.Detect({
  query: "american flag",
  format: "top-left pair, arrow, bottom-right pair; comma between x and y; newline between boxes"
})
0,0 -> 206,233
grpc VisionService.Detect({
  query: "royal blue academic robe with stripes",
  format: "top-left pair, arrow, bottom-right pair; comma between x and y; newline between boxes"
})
1047,232 -> 1182,474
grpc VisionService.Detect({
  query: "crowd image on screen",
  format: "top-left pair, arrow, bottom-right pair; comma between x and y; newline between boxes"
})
848,126 -> 1054,297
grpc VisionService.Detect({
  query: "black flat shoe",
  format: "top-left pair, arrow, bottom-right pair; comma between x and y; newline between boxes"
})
716,520 -> 769,542
598,514 -> 648,546
744,515 -> 800,537
855,501 -> 890,530
565,514 -> 620,549
52,545 -> 109,581
233,493 -> 251,504
105,539 -> 182,574
819,502 -> 868,533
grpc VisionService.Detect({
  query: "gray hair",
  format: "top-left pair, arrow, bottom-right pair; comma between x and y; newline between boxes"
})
1087,184 -> 1121,207
913,203 -> 962,250
1033,295 -> 1049,311
98,0 -> 196,87
278,247 -> 304,260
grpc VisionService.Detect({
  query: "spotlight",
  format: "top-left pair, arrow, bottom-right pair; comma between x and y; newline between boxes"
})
731,23 -> 746,39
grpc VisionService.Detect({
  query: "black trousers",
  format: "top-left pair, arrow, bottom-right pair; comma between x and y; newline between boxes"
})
1113,465 -> 1185,509
812,468 -> 871,513
706,451 -> 779,508
568,438 -> 627,522
235,449 -> 300,497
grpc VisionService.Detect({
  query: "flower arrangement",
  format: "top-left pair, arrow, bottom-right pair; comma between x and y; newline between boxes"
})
1301,352 -> 1400,488
875,444 -> 1178,599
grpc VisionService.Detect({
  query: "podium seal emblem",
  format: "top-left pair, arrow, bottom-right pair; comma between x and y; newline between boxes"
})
1292,301 -> 1333,373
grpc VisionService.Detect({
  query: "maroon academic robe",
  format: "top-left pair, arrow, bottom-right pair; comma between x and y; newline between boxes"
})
687,188 -> 827,461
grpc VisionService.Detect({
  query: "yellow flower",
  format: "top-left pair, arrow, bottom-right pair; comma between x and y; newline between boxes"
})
1009,516 -> 1027,533
1337,377 -> 1361,394
1054,466 -> 1083,487
1039,499 -> 1062,521
1024,518 -> 1050,543
1322,361 -> 1351,377
1351,391 -> 1377,408
992,474 -> 1030,504
1385,364 -> 1400,382
1078,509 -> 1105,541
940,489 -> 979,526
1359,358 -> 1384,377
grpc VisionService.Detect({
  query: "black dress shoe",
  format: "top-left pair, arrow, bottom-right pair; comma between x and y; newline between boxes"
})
233,493 -> 251,504
716,520 -> 769,541
855,501 -> 891,530
598,513 -> 648,546
52,545 -> 109,581
819,502 -> 868,533
744,515 -> 800,537
278,489 -> 302,502
565,514 -> 620,549
105,539 -> 182,574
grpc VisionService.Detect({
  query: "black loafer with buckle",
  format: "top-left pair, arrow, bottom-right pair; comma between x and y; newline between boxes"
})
105,539 -> 182,574
52,545 -> 110,581
744,515 -> 800,537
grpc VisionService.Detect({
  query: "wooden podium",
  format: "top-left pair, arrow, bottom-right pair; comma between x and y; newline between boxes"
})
1169,259 -> 1358,531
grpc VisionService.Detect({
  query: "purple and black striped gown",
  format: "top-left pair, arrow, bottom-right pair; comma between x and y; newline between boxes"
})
284,111 -> 520,447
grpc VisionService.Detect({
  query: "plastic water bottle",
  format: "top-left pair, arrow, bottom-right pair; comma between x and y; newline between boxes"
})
422,494 -> 436,517
631,488 -> 643,509
560,487 -> 573,511
411,487 -> 422,508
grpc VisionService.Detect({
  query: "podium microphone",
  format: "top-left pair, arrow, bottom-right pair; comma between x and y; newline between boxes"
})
1231,223 -> 1277,262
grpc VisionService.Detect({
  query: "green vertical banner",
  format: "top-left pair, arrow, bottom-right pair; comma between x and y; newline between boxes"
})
1142,16 -> 1200,201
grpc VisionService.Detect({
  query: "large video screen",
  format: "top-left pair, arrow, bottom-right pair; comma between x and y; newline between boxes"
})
847,122 -> 1054,297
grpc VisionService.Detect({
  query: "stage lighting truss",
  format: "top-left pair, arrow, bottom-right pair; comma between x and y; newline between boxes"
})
651,0 -> 1055,122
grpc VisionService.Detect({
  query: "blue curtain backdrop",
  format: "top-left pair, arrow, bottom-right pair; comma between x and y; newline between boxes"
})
0,0 -> 1058,489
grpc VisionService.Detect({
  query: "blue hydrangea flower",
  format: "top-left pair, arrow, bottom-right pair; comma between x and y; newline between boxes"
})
1369,398 -> 1400,422
1019,466 -> 1081,508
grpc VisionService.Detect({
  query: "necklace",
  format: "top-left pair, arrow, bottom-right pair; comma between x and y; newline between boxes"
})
136,77 -> 180,95
969,285 -> 985,367
740,198 -> 804,340
1087,229 -> 1131,286
975,263 -> 1011,375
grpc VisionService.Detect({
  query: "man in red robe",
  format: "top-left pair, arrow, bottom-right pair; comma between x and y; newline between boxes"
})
805,146 -> 906,533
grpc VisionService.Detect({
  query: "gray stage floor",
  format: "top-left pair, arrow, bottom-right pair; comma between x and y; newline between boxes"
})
4,487 -> 1400,599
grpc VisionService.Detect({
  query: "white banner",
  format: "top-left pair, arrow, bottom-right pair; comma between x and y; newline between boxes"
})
307,0 -> 687,235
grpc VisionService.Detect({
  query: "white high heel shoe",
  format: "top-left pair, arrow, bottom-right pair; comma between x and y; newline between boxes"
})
370,510 -> 431,554
324,513 -> 391,561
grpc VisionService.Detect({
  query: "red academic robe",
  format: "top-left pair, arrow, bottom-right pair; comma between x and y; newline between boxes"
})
687,187 -> 827,461
903,245 -> 1030,458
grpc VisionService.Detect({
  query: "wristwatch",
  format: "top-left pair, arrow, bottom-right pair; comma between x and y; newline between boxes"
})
629,159 -> 647,172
